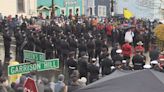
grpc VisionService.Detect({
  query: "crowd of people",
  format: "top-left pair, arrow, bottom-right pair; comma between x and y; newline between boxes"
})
0,13 -> 164,92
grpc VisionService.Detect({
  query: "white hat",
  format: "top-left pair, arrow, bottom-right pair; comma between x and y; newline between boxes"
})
92,58 -> 97,61
150,60 -> 158,64
116,49 -> 122,54
137,41 -> 143,45
111,66 -> 115,70
143,64 -> 151,69
122,60 -> 127,63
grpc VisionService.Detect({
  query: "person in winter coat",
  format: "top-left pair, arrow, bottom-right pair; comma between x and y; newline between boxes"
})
55,74 -> 67,92
3,28 -> 11,59
67,75 -> 81,92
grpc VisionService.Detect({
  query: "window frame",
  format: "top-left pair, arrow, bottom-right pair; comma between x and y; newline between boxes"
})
98,5 -> 107,17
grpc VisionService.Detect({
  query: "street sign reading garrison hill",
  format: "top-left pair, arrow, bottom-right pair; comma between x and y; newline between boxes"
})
8,59 -> 59,75
23,50 -> 45,62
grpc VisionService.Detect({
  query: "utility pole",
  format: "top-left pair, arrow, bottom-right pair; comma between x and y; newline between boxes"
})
111,0 -> 114,16
51,0 -> 55,19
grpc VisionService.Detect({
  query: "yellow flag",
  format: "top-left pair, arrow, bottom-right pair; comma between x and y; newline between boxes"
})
123,8 -> 133,19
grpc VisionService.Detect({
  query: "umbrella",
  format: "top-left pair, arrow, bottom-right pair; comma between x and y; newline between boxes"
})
75,70 -> 164,92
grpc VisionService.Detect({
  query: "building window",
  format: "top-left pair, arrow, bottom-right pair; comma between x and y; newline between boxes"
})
60,8 -> 66,16
75,7 -> 80,16
90,7 -> 93,15
68,7 -> 74,15
98,5 -> 106,17
17,0 -> 25,13
88,0 -> 94,6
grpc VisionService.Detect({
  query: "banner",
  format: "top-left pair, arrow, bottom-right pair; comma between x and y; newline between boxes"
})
123,8 -> 133,19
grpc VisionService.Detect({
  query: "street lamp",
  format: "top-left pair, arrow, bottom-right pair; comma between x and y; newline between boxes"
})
111,0 -> 114,16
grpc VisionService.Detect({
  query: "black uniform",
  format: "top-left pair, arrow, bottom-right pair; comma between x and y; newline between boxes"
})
101,57 -> 113,76
60,39 -> 69,60
78,39 -> 87,57
132,54 -> 145,70
34,36 -> 42,52
78,56 -> 88,78
3,30 -> 11,59
68,37 -> 78,56
45,38 -> 54,59
95,38 -> 103,58
113,54 -> 123,66
99,52 -> 109,66
40,36 -> 47,53
111,29 -> 120,46
66,58 -> 78,77
111,47 -> 118,61
26,33 -> 34,51
15,30 -> 23,61
87,39 -> 95,61
88,63 -> 99,83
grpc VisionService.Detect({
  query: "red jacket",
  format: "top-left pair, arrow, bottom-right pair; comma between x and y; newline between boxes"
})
97,24 -> 105,31
122,43 -> 132,57
105,24 -> 113,36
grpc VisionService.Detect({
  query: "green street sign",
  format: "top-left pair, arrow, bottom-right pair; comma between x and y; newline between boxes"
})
8,59 -> 59,75
23,50 -> 45,62
38,59 -> 59,71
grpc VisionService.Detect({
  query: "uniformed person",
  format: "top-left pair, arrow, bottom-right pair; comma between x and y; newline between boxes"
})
34,34 -> 42,52
88,58 -> 99,83
66,52 -> 78,77
78,52 -> 88,78
14,29 -> 23,61
68,35 -> 78,58
3,28 -> 11,59
101,54 -> 113,76
132,50 -> 145,70
95,36 -> 103,58
78,37 -> 87,57
45,35 -> 54,59
87,37 -> 95,62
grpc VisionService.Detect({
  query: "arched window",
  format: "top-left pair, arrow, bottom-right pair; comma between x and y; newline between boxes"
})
17,0 -> 25,13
